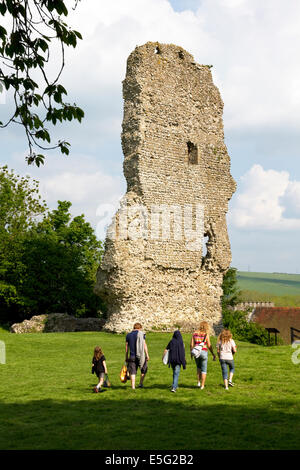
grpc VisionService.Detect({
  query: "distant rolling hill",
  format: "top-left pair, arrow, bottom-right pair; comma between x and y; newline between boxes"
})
237,271 -> 300,297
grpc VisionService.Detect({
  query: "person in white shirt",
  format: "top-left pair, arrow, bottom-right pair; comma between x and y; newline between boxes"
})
216,329 -> 237,390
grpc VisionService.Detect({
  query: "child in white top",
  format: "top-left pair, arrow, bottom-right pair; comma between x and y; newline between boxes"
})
217,329 -> 237,390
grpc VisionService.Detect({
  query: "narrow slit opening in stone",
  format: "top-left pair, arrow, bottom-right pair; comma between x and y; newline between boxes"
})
187,141 -> 198,164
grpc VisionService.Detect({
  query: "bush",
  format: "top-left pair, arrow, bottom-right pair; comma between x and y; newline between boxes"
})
222,309 -> 283,346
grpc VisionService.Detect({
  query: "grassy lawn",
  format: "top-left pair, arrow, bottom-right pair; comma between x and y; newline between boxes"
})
0,327 -> 300,450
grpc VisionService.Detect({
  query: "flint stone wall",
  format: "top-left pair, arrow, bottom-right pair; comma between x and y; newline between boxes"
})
10,313 -> 104,333
95,42 -> 236,334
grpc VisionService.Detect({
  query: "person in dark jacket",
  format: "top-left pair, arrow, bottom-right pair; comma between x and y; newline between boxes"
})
162,330 -> 186,393
92,346 -> 107,393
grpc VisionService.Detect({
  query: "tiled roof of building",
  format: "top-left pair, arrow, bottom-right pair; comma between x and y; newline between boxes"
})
251,307 -> 300,344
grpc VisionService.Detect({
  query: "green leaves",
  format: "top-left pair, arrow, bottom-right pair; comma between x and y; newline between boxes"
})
222,308 -> 275,346
35,129 -> 51,143
45,98 -> 84,125
0,0 -> 84,166
45,0 -> 69,16
0,25 -> 7,40
58,141 -> 70,155
221,267 -> 241,310
0,170 -> 103,324
221,268 -> 277,345
34,155 -> 45,167
36,38 -> 49,53
0,2 -> 7,15
23,78 -> 38,91
48,18 -> 81,48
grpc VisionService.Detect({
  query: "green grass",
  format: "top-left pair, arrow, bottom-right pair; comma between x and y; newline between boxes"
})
0,329 -> 300,450
237,271 -> 300,296
237,271 -> 300,307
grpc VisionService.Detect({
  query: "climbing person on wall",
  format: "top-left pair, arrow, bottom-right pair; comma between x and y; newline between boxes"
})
190,321 -> 216,389
163,330 -> 186,393
125,322 -> 150,389
216,329 -> 237,390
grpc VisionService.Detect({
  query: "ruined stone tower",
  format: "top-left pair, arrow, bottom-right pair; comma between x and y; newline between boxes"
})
95,42 -> 236,333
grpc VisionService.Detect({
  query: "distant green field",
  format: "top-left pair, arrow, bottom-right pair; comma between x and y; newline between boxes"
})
237,271 -> 300,297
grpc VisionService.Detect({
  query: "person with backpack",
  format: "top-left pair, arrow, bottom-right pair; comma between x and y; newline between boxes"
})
190,321 -> 216,389
125,322 -> 150,389
216,329 -> 237,390
163,330 -> 186,393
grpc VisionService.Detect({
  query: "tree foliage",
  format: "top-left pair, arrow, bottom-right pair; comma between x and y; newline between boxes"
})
221,267 -> 279,345
0,165 -> 47,317
0,166 -> 104,324
221,267 -> 241,310
222,308 -> 278,346
0,0 -> 84,166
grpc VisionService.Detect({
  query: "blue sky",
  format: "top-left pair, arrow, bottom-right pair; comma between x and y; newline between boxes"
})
170,0 -> 202,11
1,0 -> 300,274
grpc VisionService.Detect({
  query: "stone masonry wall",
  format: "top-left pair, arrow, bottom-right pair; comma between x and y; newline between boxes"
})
94,42 -> 236,334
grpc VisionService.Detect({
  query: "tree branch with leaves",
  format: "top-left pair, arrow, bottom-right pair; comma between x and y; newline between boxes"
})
0,0 -> 84,166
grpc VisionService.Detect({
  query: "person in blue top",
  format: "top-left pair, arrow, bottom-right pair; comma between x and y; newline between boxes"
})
125,322 -> 150,389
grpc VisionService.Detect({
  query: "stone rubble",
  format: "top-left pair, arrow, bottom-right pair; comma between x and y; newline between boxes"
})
10,313 -> 104,334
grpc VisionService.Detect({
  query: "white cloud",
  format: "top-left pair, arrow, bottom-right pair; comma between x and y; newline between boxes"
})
42,171 -> 117,204
3,0 -> 300,145
64,0 -> 208,91
229,164 -> 300,230
41,166 -> 124,239
220,0 -> 247,7
9,151 -> 125,236
59,0 -> 300,132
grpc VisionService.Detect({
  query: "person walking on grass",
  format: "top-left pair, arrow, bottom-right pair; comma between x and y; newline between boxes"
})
92,346 -> 108,393
125,322 -> 150,389
216,329 -> 237,390
163,330 -> 186,393
190,321 -> 216,389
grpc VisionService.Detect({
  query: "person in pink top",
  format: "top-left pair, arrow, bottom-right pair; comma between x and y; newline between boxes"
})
190,321 -> 216,389
216,329 -> 237,390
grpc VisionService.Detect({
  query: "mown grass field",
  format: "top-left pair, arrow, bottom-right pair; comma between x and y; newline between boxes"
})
237,271 -> 300,296
237,271 -> 300,307
0,328 -> 300,450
